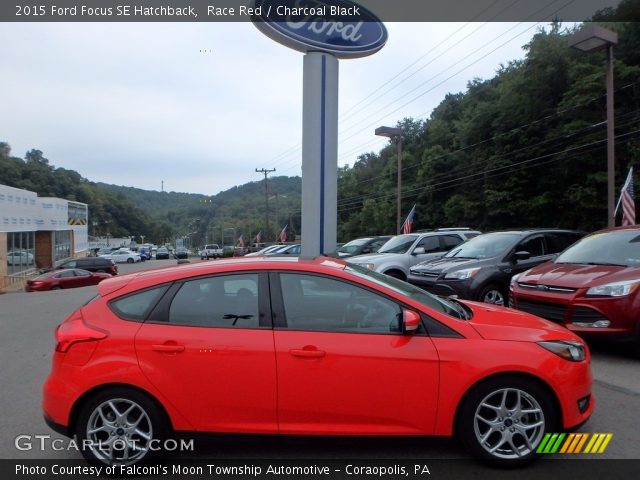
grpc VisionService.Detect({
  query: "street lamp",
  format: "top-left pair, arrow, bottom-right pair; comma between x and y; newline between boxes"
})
375,126 -> 403,234
569,26 -> 618,227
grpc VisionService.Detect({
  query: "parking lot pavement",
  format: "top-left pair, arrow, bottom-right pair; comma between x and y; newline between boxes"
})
0,276 -> 638,461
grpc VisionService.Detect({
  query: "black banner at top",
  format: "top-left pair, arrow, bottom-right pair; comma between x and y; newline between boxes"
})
1,0 -> 635,23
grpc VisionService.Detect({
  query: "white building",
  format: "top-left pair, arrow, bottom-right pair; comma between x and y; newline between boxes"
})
0,183 -> 88,292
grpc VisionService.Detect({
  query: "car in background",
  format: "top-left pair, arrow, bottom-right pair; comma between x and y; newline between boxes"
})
510,226 -> 640,341
348,228 -> 481,281
155,247 -> 170,260
100,249 -> 141,264
245,244 -> 288,257
408,229 -> 583,306
43,257 -> 593,467
7,250 -> 35,266
264,244 -> 301,257
333,235 -> 392,258
200,244 -> 223,260
138,246 -> 152,261
174,247 -> 189,259
26,269 -> 111,292
55,257 -> 118,276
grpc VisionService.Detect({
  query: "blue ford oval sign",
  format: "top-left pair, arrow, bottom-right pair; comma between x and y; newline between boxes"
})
251,0 -> 387,59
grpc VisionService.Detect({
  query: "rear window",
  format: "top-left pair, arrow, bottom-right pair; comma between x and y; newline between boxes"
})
205,244 -> 219,249
109,285 -> 169,321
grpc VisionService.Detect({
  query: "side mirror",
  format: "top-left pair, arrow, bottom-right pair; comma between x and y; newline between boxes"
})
403,309 -> 421,333
413,247 -> 426,255
513,251 -> 531,261
361,247 -> 371,254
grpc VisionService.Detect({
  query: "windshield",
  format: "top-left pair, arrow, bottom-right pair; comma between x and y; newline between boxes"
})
337,238 -> 368,254
445,233 -> 519,259
556,230 -> 640,267
346,264 -> 469,319
378,235 -> 418,254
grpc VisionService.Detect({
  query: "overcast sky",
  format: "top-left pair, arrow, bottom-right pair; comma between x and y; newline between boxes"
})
0,19 -> 575,195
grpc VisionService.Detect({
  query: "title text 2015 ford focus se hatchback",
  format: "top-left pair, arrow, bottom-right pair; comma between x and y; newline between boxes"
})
43,257 -> 594,467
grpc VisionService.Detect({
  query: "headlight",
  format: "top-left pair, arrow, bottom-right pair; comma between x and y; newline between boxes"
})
586,279 -> 640,297
538,340 -> 586,362
444,267 -> 480,280
353,263 -> 376,270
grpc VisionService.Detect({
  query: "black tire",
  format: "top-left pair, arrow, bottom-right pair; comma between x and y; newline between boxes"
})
51,286 -> 62,290
76,388 -> 169,467
127,258 -> 134,264
385,270 -> 406,281
478,283 -> 508,306
456,375 -> 557,467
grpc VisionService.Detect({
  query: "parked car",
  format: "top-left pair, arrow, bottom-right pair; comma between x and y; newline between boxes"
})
7,250 -> 35,266
200,244 -> 223,260
348,228 -> 481,281
332,235 -> 392,258
43,257 -> 593,467
26,269 -> 111,292
264,244 -> 301,257
138,246 -> 152,261
174,247 -> 189,259
510,226 -> 640,341
55,257 -> 118,276
155,247 -> 170,260
100,249 -> 141,264
244,244 -> 288,257
408,230 -> 583,306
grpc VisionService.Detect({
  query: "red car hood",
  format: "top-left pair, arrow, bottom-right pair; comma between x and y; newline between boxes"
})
518,262 -> 639,289
464,301 -> 576,342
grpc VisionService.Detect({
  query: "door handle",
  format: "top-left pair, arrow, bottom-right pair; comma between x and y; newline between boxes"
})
152,343 -> 185,353
289,348 -> 326,358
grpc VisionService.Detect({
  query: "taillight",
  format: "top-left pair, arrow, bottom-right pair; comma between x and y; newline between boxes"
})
55,310 -> 108,353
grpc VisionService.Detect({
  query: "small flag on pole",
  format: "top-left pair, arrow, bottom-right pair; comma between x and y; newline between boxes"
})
402,205 -> 416,234
616,167 -> 636,226
279,224 -> 288,243
237,234 -> 245,247
255,231 -> 262,244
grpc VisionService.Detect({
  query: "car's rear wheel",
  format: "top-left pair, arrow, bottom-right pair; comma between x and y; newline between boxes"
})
76,388 -> 168,467
457,376 -> 556,466
479,284 -> 507,306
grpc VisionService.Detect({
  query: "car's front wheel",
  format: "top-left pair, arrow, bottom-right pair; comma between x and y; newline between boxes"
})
457,376 -> 556,466
76,388 -> 168,467
127,258 -> 134,264
479,284 -> 507,306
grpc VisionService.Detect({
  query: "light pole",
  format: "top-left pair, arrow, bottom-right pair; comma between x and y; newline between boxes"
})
569,26 -> 618,227
375,126 -> 403,234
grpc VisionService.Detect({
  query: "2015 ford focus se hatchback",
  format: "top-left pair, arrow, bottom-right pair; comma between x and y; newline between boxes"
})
43,257 -> 594,467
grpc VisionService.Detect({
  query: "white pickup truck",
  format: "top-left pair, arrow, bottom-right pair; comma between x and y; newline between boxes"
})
200,244 -> 223,259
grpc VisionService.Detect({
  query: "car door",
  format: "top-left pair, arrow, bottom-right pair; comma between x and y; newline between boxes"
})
134,273 -> 278,433
271,272 -> 440,435
509,234 -> 553,274
410,235 -> 449,266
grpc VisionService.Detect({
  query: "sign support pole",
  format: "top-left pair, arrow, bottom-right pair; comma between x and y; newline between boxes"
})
301,52 -> 338,259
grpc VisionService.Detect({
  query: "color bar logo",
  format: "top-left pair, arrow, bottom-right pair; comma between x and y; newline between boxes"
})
537,433 -> 613,454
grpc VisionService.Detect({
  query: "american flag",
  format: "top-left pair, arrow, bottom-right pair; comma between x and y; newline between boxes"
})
620,168 -> 636,226
255,231 -> 262,244
402,205 -> 416,234
279,224 -> 288,243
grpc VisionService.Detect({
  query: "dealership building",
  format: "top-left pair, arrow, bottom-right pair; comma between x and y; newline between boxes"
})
0,183 -> 88,293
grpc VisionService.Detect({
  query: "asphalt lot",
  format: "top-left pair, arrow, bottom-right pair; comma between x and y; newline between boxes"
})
1,257 -> 639,472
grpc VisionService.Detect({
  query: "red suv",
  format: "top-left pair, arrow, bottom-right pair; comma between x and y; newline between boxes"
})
511,226 -> 640,341
43,257 -> 593,467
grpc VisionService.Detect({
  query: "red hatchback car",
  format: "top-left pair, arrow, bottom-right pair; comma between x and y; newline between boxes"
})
511,226 -> 640,341
43,257 -> 593,467
26,269 -> 112,292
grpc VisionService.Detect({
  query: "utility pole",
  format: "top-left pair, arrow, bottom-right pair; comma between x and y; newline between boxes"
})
256,168 -> 276,241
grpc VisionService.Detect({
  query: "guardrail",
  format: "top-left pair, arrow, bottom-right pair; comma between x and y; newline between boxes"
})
0,268 -> 39,293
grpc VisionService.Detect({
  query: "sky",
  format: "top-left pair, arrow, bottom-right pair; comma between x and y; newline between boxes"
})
0,17 -> 577,196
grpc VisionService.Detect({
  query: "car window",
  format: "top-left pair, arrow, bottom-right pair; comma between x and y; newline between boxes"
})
416,236 -> 440,253
545,233 -> 579,254
441,235 -> 464,250
74,270 -> 91,277
279,273 -> 402,334
168,274 -> 260,328
109,286 -> 169,322
60,260 -> 76,268
56,271 -> 75,278
556,230 -> 640,267
517,236 -> 545,257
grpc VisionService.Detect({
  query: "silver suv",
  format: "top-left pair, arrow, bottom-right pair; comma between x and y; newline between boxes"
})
347,228 -> 480,281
